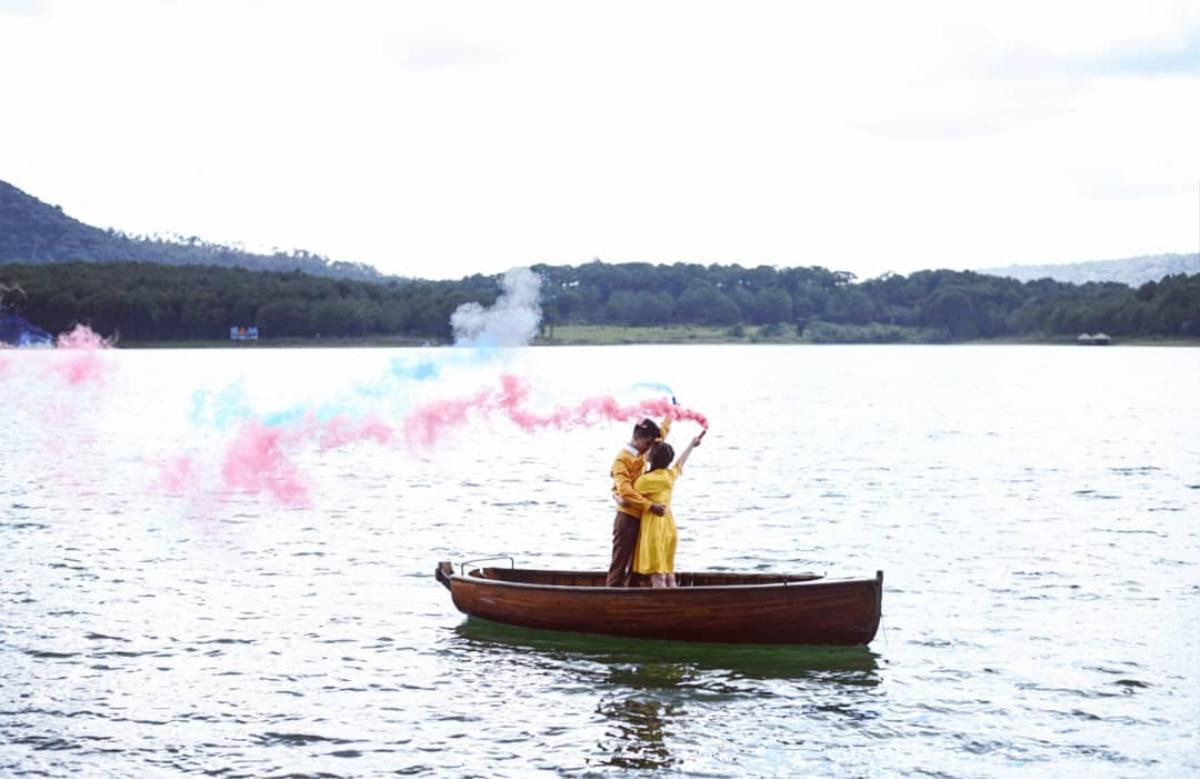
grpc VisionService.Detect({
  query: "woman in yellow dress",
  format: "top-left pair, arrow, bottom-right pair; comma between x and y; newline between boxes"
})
632,430 -> 706,588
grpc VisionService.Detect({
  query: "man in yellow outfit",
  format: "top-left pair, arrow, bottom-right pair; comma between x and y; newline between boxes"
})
606,417 -> 671,587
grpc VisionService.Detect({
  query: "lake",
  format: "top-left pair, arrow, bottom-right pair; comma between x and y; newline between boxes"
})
1,344 -> 1198,776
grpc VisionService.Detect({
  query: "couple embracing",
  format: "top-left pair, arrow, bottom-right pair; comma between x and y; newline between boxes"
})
606,417 -> 706,588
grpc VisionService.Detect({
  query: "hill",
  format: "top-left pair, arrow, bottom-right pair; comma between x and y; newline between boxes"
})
1,179 -> 1197,344
980,253 -> 1200,286
0,179 -> 385,282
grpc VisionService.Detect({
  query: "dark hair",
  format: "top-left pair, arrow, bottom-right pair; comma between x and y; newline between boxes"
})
632,418 -> 661,441
647,442 -> 674,471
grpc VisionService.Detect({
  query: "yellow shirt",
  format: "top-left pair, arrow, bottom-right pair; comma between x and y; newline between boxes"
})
609,417 -> 671,518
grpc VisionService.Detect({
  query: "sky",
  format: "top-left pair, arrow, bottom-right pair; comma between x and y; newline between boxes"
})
1,0 -> 1198,280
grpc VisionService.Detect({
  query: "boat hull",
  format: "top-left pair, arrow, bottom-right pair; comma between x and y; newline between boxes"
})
436,564 -> 882,646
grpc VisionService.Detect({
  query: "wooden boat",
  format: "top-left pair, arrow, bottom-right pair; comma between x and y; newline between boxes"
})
435,561 -> 883,646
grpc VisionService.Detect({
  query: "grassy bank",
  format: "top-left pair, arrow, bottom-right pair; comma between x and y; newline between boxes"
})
119,334 -> 439,349
537,324 -> 760,344
540,325 -> 1200,346
111,327 -> 1200,348
539,323 -> 944,345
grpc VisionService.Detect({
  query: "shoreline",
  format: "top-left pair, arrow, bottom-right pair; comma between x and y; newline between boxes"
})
109,325 -> 1199,349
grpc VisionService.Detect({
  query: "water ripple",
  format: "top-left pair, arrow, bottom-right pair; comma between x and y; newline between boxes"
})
2,345 -> 1198,776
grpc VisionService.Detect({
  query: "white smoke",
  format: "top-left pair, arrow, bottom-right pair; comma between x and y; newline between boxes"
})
451,267 -> 543,346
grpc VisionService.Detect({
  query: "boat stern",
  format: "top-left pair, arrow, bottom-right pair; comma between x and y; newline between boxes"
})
435,561 -> 453,591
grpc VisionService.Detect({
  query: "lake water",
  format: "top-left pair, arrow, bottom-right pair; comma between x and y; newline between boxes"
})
1,344 -> 1198,776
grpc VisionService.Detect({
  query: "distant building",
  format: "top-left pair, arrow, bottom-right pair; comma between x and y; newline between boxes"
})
1076,332 -> 1111,345
230,325 -> 260,341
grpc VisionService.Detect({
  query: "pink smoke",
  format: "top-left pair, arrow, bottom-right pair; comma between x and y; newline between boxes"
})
56,324 -> 113,349
50,324 -> 114,385
156,413 -> 398,508
0,325 -> 113,383
157,376 -> 706,509
405,373 -> 709,447
220,421 -> 311,507
155,455 -> 197,493
314,414 -> 394,450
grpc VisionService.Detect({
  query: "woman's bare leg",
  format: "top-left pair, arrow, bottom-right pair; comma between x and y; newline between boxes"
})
650,573 -> 667,588
666,573 -> 677,588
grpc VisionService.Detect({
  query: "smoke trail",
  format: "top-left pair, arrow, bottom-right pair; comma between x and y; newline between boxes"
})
187,266 -> 538,435
631,382 -> 676,396
177,357 -> 426,507
189,349 -> 449,431
172,374 -> 707,508
219,421 -> 311,507
451,267 -> 542,347
157,412 -> 398,508
163,267 -> 545,508
221,413 -> 394,507
189,381 -> 255,429
405,373 -> 708,447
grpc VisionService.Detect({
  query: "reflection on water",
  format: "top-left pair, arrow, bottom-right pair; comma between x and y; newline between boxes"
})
596,693 -> 680,770
452,617 -> 881,681
452,617 -> 883,770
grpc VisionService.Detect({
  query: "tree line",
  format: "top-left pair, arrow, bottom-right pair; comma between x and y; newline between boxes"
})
0,259 -> 1197,342
0,262 -> 497,341
534,261 -> 1199,340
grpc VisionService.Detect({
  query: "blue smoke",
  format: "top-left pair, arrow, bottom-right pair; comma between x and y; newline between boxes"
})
631,382 -> 679,406
631,382 -> 674,395
189,352 -> 450,432
189,381 -> 254,429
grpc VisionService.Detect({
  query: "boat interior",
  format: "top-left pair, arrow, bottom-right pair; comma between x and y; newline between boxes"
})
466,567 -> 825,588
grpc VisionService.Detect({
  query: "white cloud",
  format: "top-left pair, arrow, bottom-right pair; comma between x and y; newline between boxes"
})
1,0 -> 1197,280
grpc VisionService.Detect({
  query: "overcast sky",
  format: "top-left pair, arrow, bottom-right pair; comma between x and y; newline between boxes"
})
2,0 -> 1198,280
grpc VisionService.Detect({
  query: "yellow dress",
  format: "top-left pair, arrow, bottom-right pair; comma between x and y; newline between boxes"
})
632,465 -> 681,575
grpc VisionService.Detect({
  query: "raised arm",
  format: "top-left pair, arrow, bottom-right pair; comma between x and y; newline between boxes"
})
675,429 -> 706,472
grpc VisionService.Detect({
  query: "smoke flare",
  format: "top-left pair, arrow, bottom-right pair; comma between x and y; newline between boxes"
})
405,373 -> 708,447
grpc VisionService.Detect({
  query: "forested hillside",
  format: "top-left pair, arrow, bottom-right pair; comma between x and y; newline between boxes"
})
0,180 -> 383,282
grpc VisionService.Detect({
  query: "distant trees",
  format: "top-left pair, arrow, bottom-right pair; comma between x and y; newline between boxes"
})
533,262 -> 1200,340
675,281 -> 740,326
6,178 -> 1199,342
1,259 -> 1198,343
0,262 -> 472,341
256,299 -> 309,337
749,287 -> 793,325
